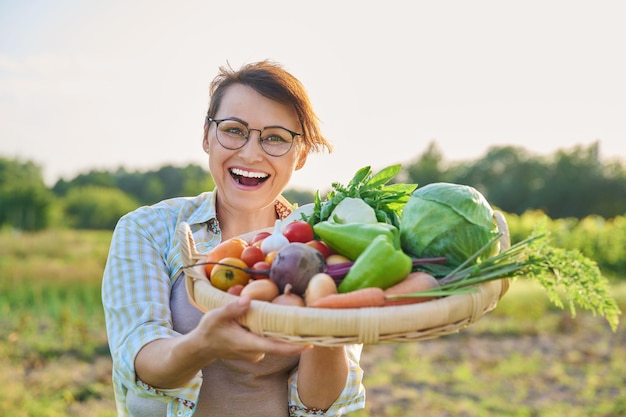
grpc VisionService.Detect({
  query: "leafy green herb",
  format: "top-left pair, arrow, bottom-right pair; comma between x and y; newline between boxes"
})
403,229 -> 622,332
308,164 -> 417,228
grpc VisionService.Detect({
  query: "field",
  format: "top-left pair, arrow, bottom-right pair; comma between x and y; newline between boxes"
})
0,229 -> 624,417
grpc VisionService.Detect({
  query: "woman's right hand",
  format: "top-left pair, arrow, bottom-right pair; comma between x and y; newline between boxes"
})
192,296 -> 311,363
135,296 -> 310,389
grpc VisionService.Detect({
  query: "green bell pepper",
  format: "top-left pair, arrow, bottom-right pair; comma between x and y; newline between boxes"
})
313,221 -> 401,261
338,234 -> 412,293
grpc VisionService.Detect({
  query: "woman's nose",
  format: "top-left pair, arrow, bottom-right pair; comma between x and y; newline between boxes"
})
238,130 -> 265,160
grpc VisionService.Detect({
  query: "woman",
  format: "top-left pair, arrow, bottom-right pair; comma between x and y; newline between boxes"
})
102,61 -> 366,417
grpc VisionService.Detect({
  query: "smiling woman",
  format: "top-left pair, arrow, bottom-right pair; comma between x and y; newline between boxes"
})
101,60 -> 365,417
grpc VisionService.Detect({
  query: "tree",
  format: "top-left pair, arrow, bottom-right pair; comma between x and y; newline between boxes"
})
590,160 -> 626,218
0,158 -> 54,230
400,140 -> 626,219
283,188 -> 315,206
52,170 -> 116,196
454,146 -> 548,214
112,168 -> 165,205
399,141 -> 451,185
62,186 -> 140,229
53,163 -> 216,206
536,142 -> 611,218
179,165 -> 215,197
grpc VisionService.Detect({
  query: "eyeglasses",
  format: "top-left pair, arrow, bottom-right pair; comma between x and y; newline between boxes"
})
206,117 -> 302,157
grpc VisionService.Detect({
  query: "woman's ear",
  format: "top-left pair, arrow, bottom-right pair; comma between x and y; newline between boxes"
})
295,150 -> 307,170
202,121 -> 210,154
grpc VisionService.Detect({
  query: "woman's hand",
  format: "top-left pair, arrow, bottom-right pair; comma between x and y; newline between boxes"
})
135,296 -> 310,389
193,296 -> 311,363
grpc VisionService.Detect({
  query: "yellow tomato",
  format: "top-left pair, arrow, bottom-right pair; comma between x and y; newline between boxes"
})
264,250 -> 278,265
325,254 -> 351,265
210,257 -> 251,291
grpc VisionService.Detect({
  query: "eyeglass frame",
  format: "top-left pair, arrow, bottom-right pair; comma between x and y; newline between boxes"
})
206,116 -> 302,157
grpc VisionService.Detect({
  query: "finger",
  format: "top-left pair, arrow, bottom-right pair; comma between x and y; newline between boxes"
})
201,297 -> 311,360
196,297 -> 250,342
223,297 -> 312,355
213,296 -> 251,322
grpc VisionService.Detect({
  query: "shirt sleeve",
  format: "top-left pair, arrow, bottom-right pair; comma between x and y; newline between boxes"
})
287,344 -> 366,416
102,212 -> 201,415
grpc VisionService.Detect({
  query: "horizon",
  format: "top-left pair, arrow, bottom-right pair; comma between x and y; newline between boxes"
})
15,138 -> 620,192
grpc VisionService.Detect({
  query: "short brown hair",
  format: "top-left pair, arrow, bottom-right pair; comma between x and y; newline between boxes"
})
206,60 -> 332,160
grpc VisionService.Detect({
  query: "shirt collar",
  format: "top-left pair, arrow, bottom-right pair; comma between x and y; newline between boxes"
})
185,191 -> 218,227
184,189 -> 294,229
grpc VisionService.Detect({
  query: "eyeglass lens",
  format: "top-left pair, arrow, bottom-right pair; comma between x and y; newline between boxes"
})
214,119 -> 294,156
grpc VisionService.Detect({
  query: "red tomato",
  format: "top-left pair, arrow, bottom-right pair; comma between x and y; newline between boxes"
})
227,284 -> 245,296
305,239 -> 334,259
251,261 -> 271,280
282,221 -> 314,243
250,231 -> 271,245
240,245 -> 265,267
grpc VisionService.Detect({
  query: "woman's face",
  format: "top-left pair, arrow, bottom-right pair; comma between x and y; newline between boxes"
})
203,83 -> 303,213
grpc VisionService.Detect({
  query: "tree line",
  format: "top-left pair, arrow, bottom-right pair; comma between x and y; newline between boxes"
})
398,141 -> 626,219
1,141 -> 625,231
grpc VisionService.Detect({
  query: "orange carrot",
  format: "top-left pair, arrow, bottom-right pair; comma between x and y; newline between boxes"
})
383,271 -> 440,306
309,287 -> 386,309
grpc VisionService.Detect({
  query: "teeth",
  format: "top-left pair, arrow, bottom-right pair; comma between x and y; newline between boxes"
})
230,168 -> 268,178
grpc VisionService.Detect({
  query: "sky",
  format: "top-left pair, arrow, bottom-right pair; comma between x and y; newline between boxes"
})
1,0 -> 625,192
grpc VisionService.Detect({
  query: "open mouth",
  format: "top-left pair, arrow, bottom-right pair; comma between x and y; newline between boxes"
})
230,168 -> 269,186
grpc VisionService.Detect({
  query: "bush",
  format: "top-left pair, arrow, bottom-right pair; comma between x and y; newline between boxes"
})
62,186 -> 140,229
505,210 -> 626,279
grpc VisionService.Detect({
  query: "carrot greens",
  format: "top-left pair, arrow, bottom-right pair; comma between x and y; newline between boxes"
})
402,227 -> 622,332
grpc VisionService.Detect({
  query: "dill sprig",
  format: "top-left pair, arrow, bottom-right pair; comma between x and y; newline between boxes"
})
409,230 -> 622,332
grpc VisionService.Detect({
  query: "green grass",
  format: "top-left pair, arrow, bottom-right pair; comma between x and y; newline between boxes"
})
354,280 -> 626,417
0,229 -> 624,416
0,229 -> 115,417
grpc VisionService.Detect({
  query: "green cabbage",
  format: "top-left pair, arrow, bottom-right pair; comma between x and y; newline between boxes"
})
399,182 -> 500,267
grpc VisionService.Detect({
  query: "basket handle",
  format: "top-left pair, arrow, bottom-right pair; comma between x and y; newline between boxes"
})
494,210 -> 510,251
493,210 -> 511,298
176,222 -> 200,267
176,222 -> 210,312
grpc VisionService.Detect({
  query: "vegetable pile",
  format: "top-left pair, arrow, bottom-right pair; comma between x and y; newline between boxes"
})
194,164 -> 621,332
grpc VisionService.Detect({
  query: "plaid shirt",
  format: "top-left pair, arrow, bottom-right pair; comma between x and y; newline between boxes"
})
102,191 -> 366,416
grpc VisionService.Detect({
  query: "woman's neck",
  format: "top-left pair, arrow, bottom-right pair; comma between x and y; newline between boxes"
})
216,201 -> 278,240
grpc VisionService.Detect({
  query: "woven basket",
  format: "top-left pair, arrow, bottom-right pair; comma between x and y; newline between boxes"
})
180,213 -> 510,346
